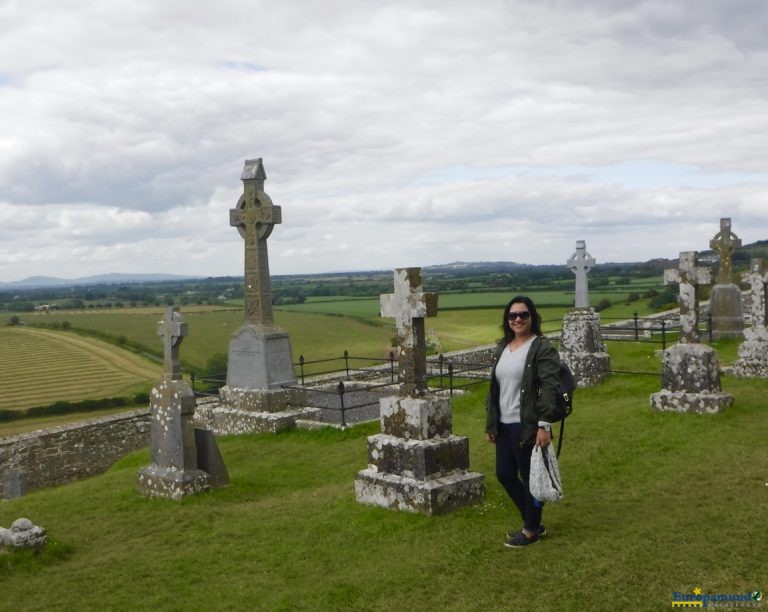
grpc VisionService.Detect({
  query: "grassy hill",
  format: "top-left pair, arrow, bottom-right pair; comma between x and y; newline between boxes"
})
1,341 -> 765,609
0,327 -> 158,413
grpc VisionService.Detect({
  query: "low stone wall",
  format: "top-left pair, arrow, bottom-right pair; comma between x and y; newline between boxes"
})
0,409 -> 150,499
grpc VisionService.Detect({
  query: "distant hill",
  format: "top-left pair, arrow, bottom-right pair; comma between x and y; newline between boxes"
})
0,273 -> 202,289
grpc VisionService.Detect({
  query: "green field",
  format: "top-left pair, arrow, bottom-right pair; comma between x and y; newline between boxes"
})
0,327 -> 158,413
1,341 -> 765,609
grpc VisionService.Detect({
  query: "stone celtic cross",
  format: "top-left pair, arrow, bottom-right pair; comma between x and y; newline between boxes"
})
664,251 -> 711,343
709,217 -> 741,284
743,258 -> 768,330
157,306 -> 187,380
567,240 -> 595,309
230,158 -> 282,327
380,268 -> 438,397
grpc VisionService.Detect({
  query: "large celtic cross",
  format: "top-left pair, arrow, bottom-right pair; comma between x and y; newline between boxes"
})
709,217 -> 741,285
229,158 -> 282,327
567,240 -> 595,309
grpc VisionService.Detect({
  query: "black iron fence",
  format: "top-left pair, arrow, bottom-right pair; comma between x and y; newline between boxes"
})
189,310 -> 720,424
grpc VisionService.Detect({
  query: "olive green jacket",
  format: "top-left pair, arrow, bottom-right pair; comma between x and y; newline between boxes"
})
485,336 -> 561,446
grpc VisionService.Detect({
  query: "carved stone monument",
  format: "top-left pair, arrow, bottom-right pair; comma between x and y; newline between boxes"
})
651,252 -> 733,413
0,518 -> 46,550
733,258 -> 768,378
137,307 -> 229,500
200,159 -> 307,434
708,218 -> 744,339
560,240 -> 610,387
355,268 -> 484,515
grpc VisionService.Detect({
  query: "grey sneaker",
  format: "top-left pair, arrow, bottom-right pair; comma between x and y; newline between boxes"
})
504,530 -> 540,548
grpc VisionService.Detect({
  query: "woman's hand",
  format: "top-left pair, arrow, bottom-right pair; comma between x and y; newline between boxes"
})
535,428 -> 551,448
485,433 -> 496,444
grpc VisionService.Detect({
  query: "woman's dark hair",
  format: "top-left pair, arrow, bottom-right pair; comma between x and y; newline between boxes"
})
500,295 -> 542,343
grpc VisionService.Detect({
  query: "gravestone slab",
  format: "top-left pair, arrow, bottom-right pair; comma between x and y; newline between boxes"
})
733,258 -> 768,378
355,268 -> 484,516
202,159 -> 306,434
137,307 -> 227,500
651,252 -> 733,413
560,242 -> 610,387
708,218 -> 744,339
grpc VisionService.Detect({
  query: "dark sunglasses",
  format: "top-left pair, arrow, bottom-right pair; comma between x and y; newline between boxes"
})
508,311 -> 531,321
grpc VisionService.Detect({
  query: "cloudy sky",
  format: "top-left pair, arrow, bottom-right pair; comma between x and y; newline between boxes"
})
1,0 -> 766,282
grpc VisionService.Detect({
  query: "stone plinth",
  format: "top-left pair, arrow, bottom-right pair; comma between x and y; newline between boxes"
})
226,325 -> 297,390
650,344 -> 733,414
355,395 -> 484,516
559,308 -> 610,387
708,284 -> 744,339
137,378 -> 227,500
196,393 -> 313,436
0,518 -> 46,550
733,328 -> 768,378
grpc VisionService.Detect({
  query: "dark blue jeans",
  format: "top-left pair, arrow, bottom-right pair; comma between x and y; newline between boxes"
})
495,422 -> 543,532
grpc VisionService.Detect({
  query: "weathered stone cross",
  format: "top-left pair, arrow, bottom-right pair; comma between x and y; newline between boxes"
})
664,251 -> 711,343
743,258 -> 768,330
229,158 -> 282,327
709,217 -> 742,284
380,268 -> 438,397
567,240 -> 595,309
157,306 -> 187,380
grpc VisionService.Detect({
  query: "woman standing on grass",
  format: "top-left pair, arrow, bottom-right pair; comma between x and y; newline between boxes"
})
485,295 -> 561,548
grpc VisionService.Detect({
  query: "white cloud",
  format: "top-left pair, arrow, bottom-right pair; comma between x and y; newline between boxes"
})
0,0 -> 766,282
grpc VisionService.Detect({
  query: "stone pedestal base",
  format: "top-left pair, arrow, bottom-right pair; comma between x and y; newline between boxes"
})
649,390 -> 733,414
136,465 -> 212,500
226,325 -> 297,389
355,468 -> 485,516
733,328 -> 768,378
355,395 -> 484,515
708,284 -> 745,339
196,387 -> 310,435
650,343 -> 733,414
559,308 -> 611,387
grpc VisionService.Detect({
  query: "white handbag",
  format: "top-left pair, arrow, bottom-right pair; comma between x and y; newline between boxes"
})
529,444 -> 564,502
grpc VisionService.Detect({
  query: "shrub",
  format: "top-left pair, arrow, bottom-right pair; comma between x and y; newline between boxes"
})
595,298 -> 612,312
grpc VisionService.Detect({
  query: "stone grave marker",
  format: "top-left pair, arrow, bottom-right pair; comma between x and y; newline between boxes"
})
137,307 -> 228,500
0,518 -> 46,550
560,240 -> 610,387
198,159 -> 308,434
651,252 -> 733,413
708,218 -> 745,339
733,258 -> 768,378
355,267 -> 484,515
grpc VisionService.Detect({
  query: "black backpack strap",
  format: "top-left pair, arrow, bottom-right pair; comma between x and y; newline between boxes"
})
556,418 -> 565,459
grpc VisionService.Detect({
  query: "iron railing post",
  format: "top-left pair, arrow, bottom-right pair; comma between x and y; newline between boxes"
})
299,355 -> 305,386
448,363 -> 454,397
661,319 -> 667,350
438,354 -> 444,389
344,350 -> 350,379
338,380 -> 347,428
633,311 -> 639,341
389,351 -> 396,383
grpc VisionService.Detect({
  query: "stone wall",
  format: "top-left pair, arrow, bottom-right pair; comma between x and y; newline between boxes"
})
0,409 -> 150,499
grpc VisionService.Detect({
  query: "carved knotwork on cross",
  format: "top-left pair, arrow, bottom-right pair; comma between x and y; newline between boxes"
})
380,267 -> 438,397
743,258 -> 768,330
664,251 -> 711,343
157,306 -> 187,380
709,217 -> 742,285
229,158 -> 282,327
567,240 -> 595,309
